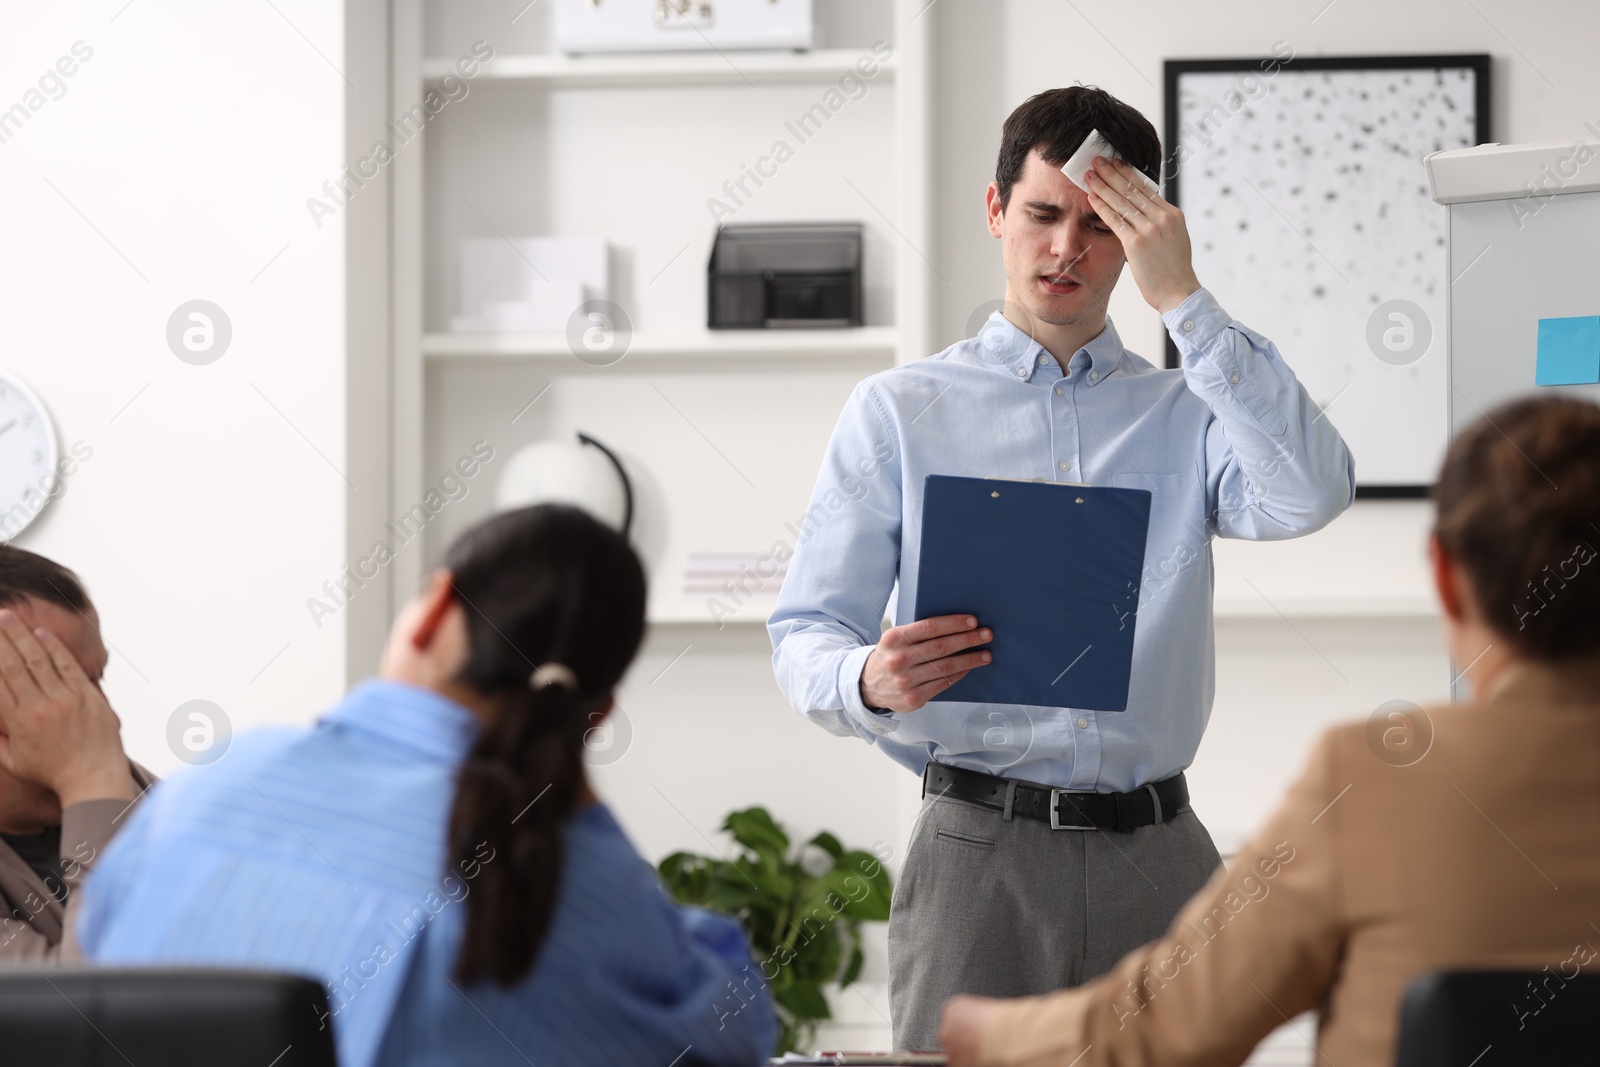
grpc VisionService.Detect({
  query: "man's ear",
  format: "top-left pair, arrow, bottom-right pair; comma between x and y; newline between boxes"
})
985,181 -> 1005,238
409,569 -> 457,650
1428,536 -> 1465,623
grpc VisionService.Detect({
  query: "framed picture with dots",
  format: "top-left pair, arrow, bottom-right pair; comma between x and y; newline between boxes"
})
1162,53 -> 1490,497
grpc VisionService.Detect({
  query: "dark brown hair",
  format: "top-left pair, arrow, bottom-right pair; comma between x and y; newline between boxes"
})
0,545 -> 91,613
1432,394 -> 1600,660
994,86 -> 1161,210
444,503 -> 646,985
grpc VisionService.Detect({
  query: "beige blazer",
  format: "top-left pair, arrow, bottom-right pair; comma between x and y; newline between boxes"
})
978,658 -> 1600,1067
0,763 -> 156,964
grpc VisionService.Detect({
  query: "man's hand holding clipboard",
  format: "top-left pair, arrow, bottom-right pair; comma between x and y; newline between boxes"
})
858,613 -> 996,713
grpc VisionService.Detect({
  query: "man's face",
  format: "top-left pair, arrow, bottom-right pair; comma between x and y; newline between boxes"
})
987,148 -> 1127,329
0,597 -> 108,834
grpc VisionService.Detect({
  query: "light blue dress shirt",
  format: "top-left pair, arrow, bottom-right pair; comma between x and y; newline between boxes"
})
768,288 -> 1355,793
77,680 -> 776,1067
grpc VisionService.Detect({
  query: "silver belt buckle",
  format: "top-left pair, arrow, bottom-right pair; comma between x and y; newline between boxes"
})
1048,788 -> 1099,830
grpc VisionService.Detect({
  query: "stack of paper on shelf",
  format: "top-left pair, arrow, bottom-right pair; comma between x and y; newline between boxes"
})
452,236 -> 608,333
683,551 -> 789,597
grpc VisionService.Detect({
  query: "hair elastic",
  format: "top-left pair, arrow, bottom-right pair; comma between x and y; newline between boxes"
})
528,662 -> 579,693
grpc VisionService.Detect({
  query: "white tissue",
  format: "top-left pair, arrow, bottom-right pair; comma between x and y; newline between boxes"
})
1060,128 -> 1160,198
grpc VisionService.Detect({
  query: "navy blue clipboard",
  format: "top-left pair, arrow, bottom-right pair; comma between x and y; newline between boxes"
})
912,474 -> 1151,711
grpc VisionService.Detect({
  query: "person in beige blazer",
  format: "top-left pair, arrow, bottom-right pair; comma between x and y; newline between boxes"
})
939,392 -> 1600,1066
0,546 -> 152,962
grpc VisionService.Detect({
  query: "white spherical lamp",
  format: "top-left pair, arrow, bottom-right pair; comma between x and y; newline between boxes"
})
496,432 -> 633,536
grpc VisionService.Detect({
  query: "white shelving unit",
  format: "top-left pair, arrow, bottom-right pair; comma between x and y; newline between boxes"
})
421,47 -> 899,87
389,1 -> 931,625
425,325 -> 900,361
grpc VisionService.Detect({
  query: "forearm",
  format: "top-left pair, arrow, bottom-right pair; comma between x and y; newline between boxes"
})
769,616 -> 893,740
1167,288 -> 1354,537
57,774 -> 152,961
979,739 -> 1347,1066
59,796 -> 132,889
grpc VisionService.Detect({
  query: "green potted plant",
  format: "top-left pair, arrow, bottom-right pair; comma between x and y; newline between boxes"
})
657,806 -> 894,1056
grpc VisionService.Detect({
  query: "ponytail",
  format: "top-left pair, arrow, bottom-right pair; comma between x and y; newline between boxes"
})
437,504 -> 646,987
449,681 -> 587,984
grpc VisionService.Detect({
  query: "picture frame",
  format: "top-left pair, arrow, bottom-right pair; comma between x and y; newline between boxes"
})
1162,53 -> 1491,497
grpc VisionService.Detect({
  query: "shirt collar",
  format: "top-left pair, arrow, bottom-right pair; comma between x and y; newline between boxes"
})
976,311 -> 1125,385
318,678 -> 482,764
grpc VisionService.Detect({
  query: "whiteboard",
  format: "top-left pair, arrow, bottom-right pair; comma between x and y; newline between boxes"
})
1447,189 -> 1600,435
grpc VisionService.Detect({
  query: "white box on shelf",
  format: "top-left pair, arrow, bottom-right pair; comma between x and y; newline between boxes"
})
453,236 -> 607,333
555,0 -> 812,55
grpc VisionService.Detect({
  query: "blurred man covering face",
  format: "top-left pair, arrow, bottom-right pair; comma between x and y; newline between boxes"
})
0,545 -> 151,961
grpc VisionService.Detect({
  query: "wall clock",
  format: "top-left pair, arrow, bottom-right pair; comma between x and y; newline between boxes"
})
0,369 -> 60,540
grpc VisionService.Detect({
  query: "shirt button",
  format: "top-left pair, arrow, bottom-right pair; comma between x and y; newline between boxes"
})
1038,354 -> 1049,365
1230,373 -> 1241,384
1016,368 -> 1027,378
1077,717 -> 1089,729
1089,371 -> 1099,381
1058,461 -> 1070,472
1183,320 -> 1195,331
1054,386 -> 1064,396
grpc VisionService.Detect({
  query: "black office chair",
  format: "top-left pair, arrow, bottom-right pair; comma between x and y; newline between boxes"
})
0,967 -> 337,1067
1394,969 -> 1600,1067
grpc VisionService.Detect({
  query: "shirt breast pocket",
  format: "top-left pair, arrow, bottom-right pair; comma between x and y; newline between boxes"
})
1108,470 -> 1207,584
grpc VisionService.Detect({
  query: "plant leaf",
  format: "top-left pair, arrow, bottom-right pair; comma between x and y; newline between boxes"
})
797,865 -> 890,924
775,979 -> 831,1021
718,857 -> 792,913
703,865 -> 766,914
806,831 -> 844,860
657,851 -> 710,905
834,850 -> 894,920
723,807 -> 790,865
791,915 -> 842,983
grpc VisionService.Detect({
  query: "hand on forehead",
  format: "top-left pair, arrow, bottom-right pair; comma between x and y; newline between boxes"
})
5,597 -> 106,683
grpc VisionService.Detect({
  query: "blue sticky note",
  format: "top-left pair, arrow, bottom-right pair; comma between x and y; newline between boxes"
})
1535,316 -> 1600,386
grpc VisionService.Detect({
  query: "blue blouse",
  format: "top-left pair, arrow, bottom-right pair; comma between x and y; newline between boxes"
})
77,680 -> 777,1067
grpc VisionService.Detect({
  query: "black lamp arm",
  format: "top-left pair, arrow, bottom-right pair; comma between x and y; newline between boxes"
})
575,432 -> 634,539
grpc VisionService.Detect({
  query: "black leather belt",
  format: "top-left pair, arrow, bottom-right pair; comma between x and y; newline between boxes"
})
923,762 -> 1189,832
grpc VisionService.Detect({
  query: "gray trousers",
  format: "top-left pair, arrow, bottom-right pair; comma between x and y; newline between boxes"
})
887,776 -> 1223,1051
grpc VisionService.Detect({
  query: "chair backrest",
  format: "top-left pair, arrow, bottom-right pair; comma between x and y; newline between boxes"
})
1395,969 -> 1600,1067
0,967 -> 337,1067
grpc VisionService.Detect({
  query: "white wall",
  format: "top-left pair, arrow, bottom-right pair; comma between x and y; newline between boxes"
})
0,0 -> 363,773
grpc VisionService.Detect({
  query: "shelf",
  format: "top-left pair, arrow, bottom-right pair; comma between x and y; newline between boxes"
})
649,605 -> 775,627
425,49 -> 897,88
424,326 -> 899,362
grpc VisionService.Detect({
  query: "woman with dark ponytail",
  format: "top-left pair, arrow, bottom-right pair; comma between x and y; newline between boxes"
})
77,505 -> 777,1067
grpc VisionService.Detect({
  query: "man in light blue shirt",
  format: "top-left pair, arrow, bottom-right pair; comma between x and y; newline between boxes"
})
768,86 -> 1353,1049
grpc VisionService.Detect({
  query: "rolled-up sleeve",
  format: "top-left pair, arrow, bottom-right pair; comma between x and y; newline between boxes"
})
768,379 -> 905,742
1163,288 -> 1355,541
